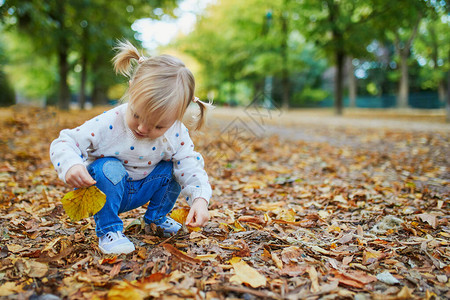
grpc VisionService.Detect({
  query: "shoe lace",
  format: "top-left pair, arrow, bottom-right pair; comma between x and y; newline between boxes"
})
105,232 -> 114,242
105,232 -> 125,242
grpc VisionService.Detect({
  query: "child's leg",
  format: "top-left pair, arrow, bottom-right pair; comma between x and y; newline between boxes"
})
87,157 -> 128,237
126,161 -> 181,225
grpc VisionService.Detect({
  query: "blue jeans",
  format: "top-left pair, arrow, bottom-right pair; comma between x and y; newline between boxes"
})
87,157 -> 181,237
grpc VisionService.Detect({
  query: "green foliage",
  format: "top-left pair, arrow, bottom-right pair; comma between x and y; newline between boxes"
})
413,7 -> 450,92
2,30 -> 56,102
1,0 -> 448,110
0,0 -> 179,108
292,88 -> 329,107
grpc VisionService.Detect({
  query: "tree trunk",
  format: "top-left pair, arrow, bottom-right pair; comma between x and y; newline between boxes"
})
56,2 -> 70,110
395,14 -> 421,109
335,51 -> 345,115
78,27 -> 89,110
91,82 -> 108,106
280,0 -> 290,110
347,56 -> 357,108
397,49 -> 409,108
438,80 -> 445,105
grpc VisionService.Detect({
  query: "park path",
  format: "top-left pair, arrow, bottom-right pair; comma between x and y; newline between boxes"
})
205,107 -> 449,149
203,107 -> 449,195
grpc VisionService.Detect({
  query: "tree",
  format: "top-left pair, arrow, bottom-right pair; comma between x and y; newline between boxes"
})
1,0 -> 179,109
178,0 -> 307,107
413,4 -> 450,106
296,0 -> 390,115
379,0 -> 428,108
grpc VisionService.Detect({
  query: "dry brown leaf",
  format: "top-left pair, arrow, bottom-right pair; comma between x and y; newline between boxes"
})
162,244 -> 201,264
271,252 -> 283,269
307,266 -> 320,293
417,213 -> 437,228
230,260 -> 267,288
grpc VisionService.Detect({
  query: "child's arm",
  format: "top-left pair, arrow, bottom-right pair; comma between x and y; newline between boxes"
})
50,108 -> 115,185
170,124 -> 212,227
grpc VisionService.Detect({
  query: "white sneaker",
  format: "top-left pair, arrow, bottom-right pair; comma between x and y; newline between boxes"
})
99,231 -> 135,254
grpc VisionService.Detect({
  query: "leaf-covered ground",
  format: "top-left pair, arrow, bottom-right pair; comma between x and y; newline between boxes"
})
0,105 -> 449,299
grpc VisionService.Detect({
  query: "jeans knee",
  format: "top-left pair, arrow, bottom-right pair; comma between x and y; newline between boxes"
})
169,180 -> 181,195
89,157 -> 127,185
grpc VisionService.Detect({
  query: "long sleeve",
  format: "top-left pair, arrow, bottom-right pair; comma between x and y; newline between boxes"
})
170,124 -> 212,206
49,111 -> 114,183
50,107 -> 122,182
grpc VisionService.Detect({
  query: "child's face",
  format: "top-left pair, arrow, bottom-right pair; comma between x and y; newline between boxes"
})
126,104 -> 177,140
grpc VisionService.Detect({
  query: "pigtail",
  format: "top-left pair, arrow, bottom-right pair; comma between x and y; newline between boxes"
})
113,40 -> 142,78
193,98 -> 213,131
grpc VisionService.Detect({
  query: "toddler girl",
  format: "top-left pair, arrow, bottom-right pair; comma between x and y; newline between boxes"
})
50,40 -> 211,255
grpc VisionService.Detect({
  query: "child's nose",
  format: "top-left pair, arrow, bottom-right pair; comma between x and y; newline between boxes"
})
138,124 -> 149,133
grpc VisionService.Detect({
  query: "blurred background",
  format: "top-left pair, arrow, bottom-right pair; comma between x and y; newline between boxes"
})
0,0 -> 449,119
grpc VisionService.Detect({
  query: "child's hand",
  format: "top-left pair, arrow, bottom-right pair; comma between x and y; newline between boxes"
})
186,198 -> 209,227
65,164 -> 96,188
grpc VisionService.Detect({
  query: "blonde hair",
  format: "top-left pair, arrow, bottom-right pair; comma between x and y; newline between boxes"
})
112,40 -> 210,130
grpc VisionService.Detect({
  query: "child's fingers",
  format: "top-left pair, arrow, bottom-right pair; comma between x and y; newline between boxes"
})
188,213 -> 209,227
185,209 -> 195,226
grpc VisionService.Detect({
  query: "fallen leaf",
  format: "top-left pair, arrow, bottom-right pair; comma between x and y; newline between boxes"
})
237,215 -> 266,225
26,260 -> 48,278
0,282 -> 23,297
417,213 -> 437,228
99,256 -> 118,265
276,208 -> 296,222
279,263 -> 309,277
376,271 -> 400,285
396,286 -> 414,299
307,266 -> 320,293
228,257 -> 242,264
170,207 -> 201,231
230,260 -> 267,288
195,254 -> 218,261
110,262 -> 122,278
271,252 -> 283,269
107,281 -> 144,300
362,249 -> 383,265
6,244 -> 26,253
61,186 -> 106,221
162,243 -> 200,264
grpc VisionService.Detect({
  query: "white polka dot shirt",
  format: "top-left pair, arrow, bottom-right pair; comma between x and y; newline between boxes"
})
50,104 -> 211,205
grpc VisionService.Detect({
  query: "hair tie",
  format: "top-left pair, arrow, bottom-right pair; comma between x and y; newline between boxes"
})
193,97 -> 199,103
138,57 -> 145,64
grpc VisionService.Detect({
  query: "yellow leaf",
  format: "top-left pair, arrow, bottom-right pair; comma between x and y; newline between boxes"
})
327,225 -> 341,233
362,250 -> 383,265
0,282 -> 23,297
107,281 -> 143,300
396,286 -> 413,299
276,208 -> 296,222
61,186 -> 106,221
170,207 -> 190,223
232,220 -> 246,232
195,254 -> 218,261
230,260 -> 267,288
170,208 -> 201,232
228,256 -> 242,264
